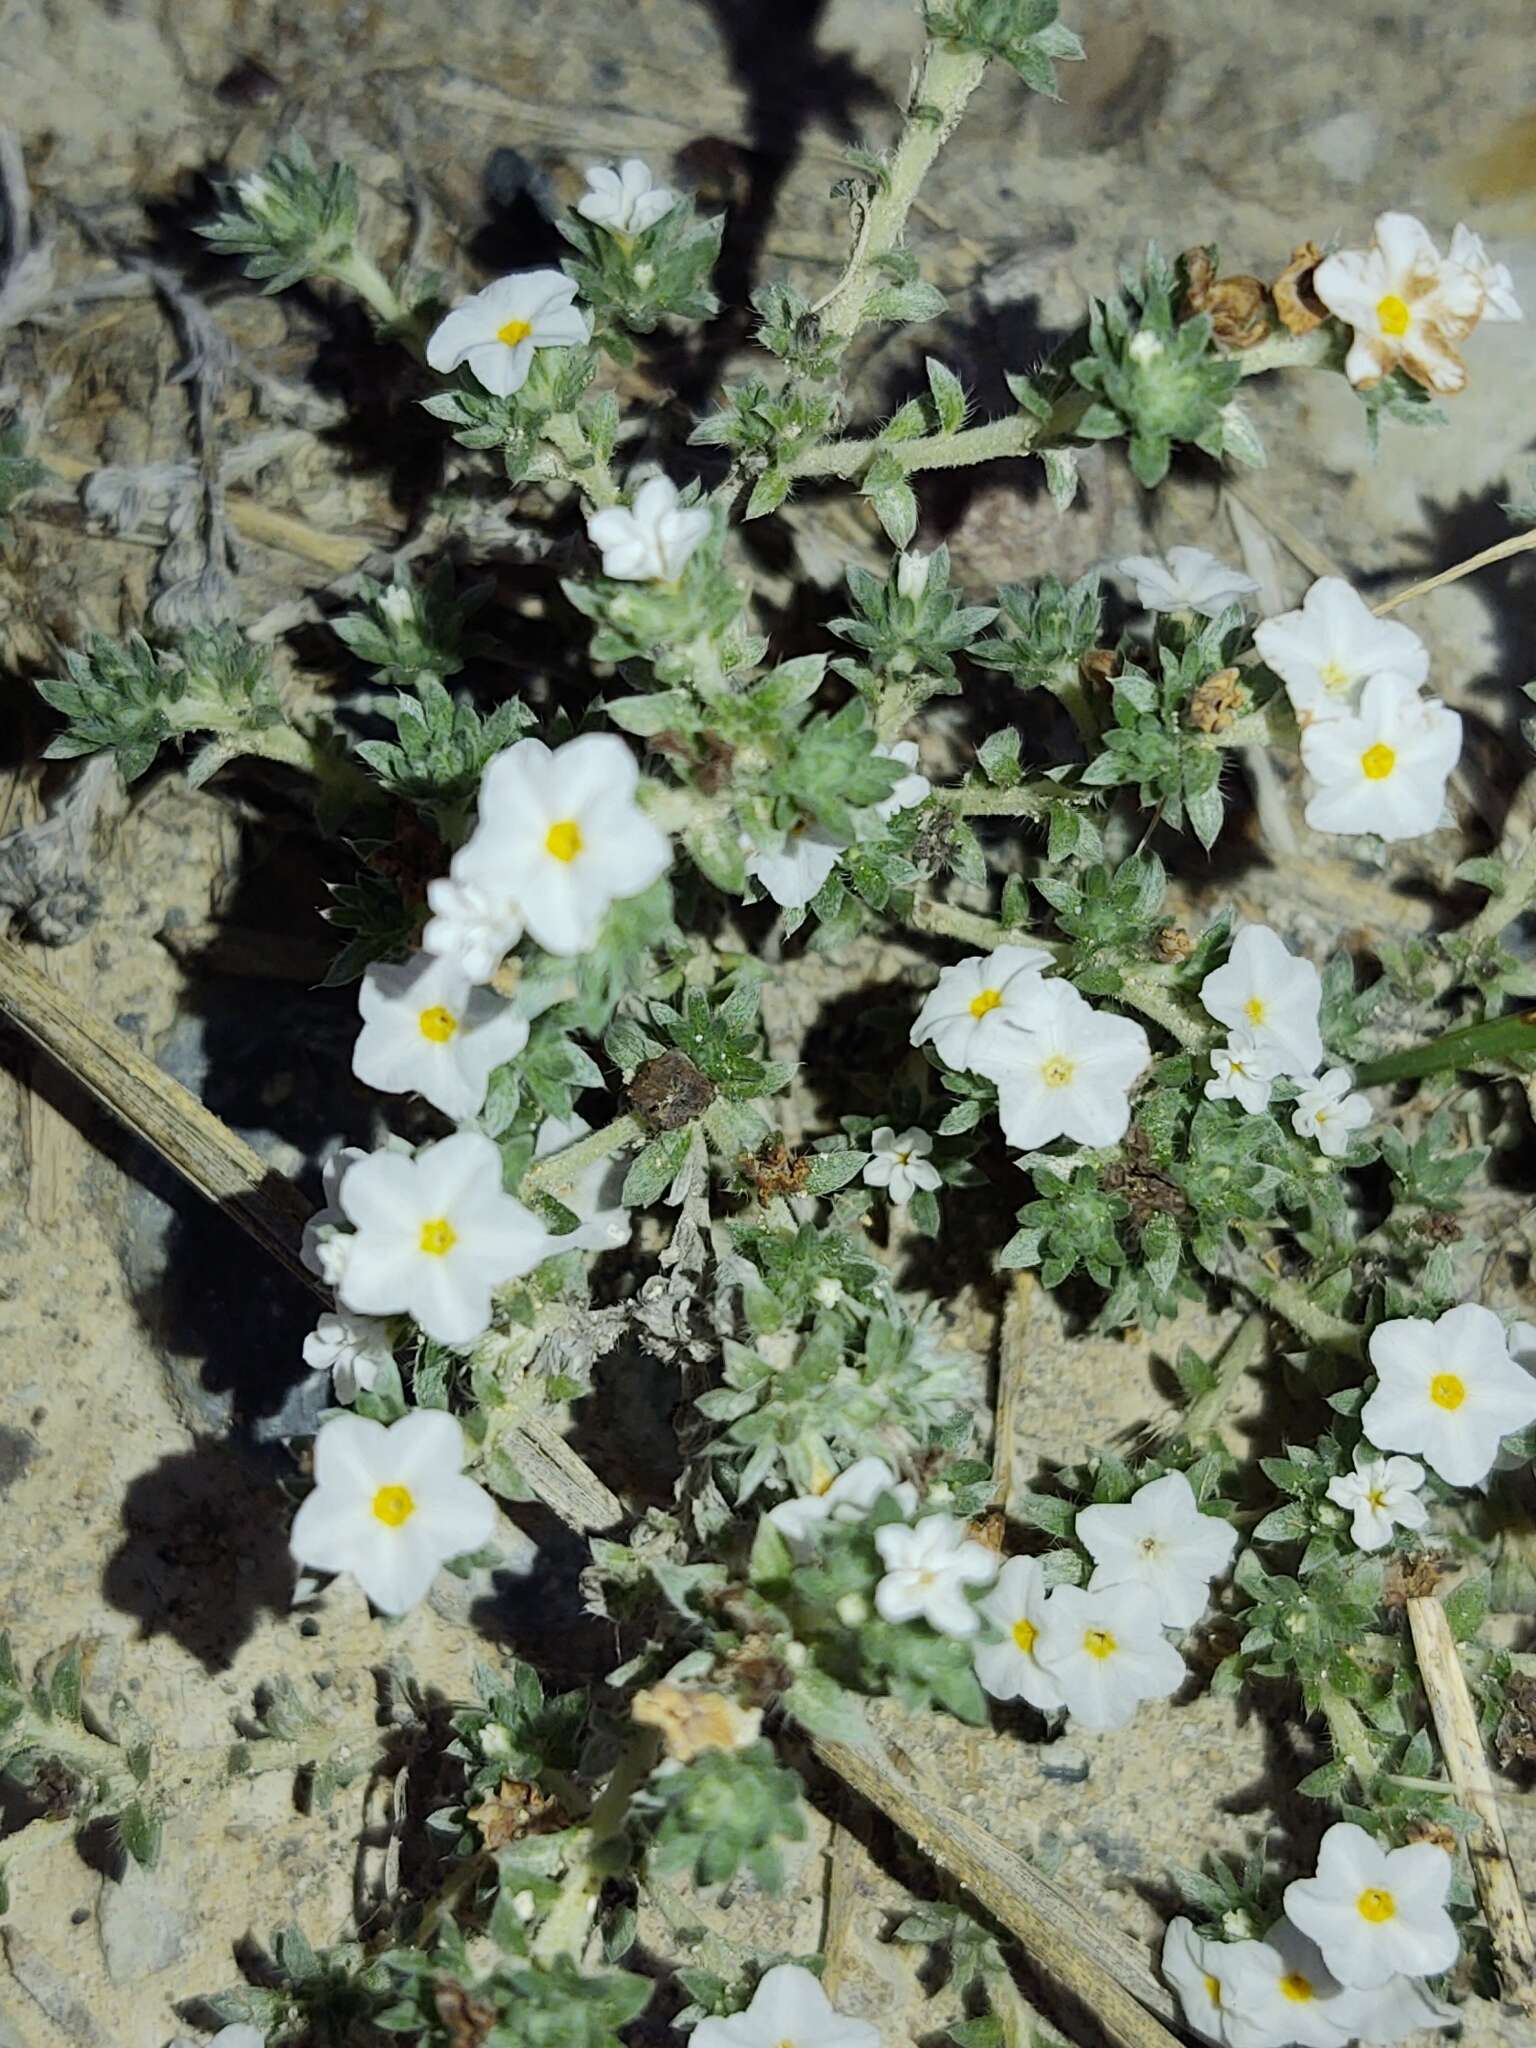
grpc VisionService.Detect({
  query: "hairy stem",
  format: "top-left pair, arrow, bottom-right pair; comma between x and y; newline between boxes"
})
1180,1310 -> 1270,1443
326,248 -> 408,328
938,780 -> 1079,817
540,410 -> 620,510
1232,1262 -> 1363,1353
519,1113 -> 644,1200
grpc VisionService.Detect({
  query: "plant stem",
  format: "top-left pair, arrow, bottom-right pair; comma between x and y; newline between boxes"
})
531,1727 -> 658,1964
327,248 -> 408,328
1181,1310 -> 1269,1444
1232,1262 -> 1363,1353
902,894 -> 1054,955
1374,524 -> 1536,618
1466,829 -> 1536,949
519,1113 -> 643,1201
541,411 -> 620,509
815,42 -> 989,341
1116,972 -> 1212,1053
937,780 -> 1077,817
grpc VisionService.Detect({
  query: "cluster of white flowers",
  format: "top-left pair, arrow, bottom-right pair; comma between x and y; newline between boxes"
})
692,1962 -> 879,2048
975,1471 -> 1235,1731
910,947 -> 1151,1153
1254,576 -> 1460,843
423,731 -> 671,979
1362,1302 -> 1536,1488
1314,210 -> 1521,398
1166,1823 -> 1457,2048
289,1409 -> 497,1615
744,742 -> 930,909
1199,924 -> 1370,1157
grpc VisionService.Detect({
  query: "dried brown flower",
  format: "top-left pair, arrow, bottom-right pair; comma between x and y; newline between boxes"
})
434,1981 -> 497,2048
628,1049 -> 717,1130
1495,1672 -> 1536,1770
1182,246 -> 1271,349
1381,1550 -> 1450,1611
1154,925 -> 1194,964
1272,240 -> 1329,336
1416,1209 -> 1464,1246
631,1682 -> 763,1762
465,1777 -> 563,1851
1188,667 -> 1246,735
1079,646 -> 1123,690
739,1136 -> 812,1202
1103,1126 -> 1188,1228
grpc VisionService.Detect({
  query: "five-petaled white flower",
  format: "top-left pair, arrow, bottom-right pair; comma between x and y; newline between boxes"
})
873,740 -> 930,822
1161,1916 -> 1237,2045
1300,674 -> 1461,843
576,159 -> 676,235
862,1125 -> 942,1206
301,1145 -> 369,1287
1076,1469 -> 1238,1629
993,981 -> 1151,1151
352,950 -> 529,1121
1329,1972 -> 1457,2043
531,1114 -> 632,1254
691,1962 -> 880,2048
303,1307 -> 396,1406
1326,1449 -> 1428,1554
1199,925 -> 1323,1080
1283,1822 -> 1457,1991
1218,1918 -> 1358,2048
425,269 -> 591,398
422,867 -> 524,985
1361,1302 -> 1536,1487
586,473 -> 712,583
1118,545 -> 1259,618
1292,1067 -> 1372,1158
289,1409 -> 496,1616
768,1455 -> 918,1556
456,734 -> 670,956
873,1513 -> 998,1638
1449,222 -> 1523,322
1205,1035 -> 1281,1116
972,1555 -> 1065,1713
742,821 -> 844,909
909,945 -> 1055,1077
337,1131 -> 554,1347
1253,577 -> 1428,726
1314,212 -> 1486,395
1033,1581 -> 1185,1731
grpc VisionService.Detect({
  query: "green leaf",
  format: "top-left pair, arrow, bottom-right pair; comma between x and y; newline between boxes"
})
118,1800 -> 162,1869
620,1126 -> 693,1206
1443,1575 -> 1489,1644
925,357 -> 968,433
864,279 -> 947,324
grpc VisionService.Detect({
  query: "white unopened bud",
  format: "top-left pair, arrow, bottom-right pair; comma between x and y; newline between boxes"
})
1128,330 -> 1164,365
835,1592 -> 869,1628
896,550 -> 930,602
512,1888 -> 537,1921
812,1277 -> 844,1309
381,584 -> 415,628
237,173 -> 277,220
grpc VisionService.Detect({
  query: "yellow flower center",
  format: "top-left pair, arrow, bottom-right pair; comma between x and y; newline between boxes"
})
545,819 -> 583,862
1357,1887 -> 1396,1924
1320,659 -> 1352,695
419,1216 -> 458,1257
372,1483 -> 415,1527
1203,1976 -> 1222,2008
1367,1488 -> 1388,1510
1083,1627 -> 1117,1661
1430,1372 -> 1466,1411
1376,293 -> 1411,337
418,1004 -> 459,1043
969,986 -> 1003,1020
496,316 -> 534,346
1280,1972 -> 1316,2004
1041,1054 -> 1075,1088
1360,742 -> 1396,781
1011,1617 -> 1038,1654
1244,996 -> 1266,1026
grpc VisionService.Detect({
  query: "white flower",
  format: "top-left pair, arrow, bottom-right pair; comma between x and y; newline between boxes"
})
896,549 -> 931,601
1283,1822 -> 1457,1992
532,1114 -> 632,1253
1333,1973 -> 1457,2042
1449,222 -> 1522,322
1199,925 -> 1323,1080
972,1555 -> 1065,1713
1314,212 -> 1485,395
862,1125 -> 942,1205
1361,1302 -> 1536,1487
1076,1469 -> 1238,1630
301,1145 -> 369,1286
1205,1035 -> 1281,1115
743,822 -> 844,909
1218,1919 -> 1358,2048
211,2029 -> 267,2048
691,1962 -> 880,2048
909,945 -> 1055,1077
425,269 -> 590,399
235,175 -> 276,221
352,950 -> 529,1121
586,474 -> 712,583
422,868 -> 524,986
873,1514 -> 998,1638
288,1409 -> 496,1615
1118,545 -> 1259,618
873,740 -> 930,821
768,1455 -> 918,1555
455,734 -> 670,956
1300,674 -> 1462,843
993,981 -> 1150,1151
1326,1450 -> 1428,1553
1032,1582 -> 1186,1731
337,1131 -> 554,1347
1253,577 -> 1428,726
380,583 -> 415,628
302,1308 -> 396,1405
576,159 -> 676,235
1292,1067 -> 1372,1157
1161,1917 -> 1235,2045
